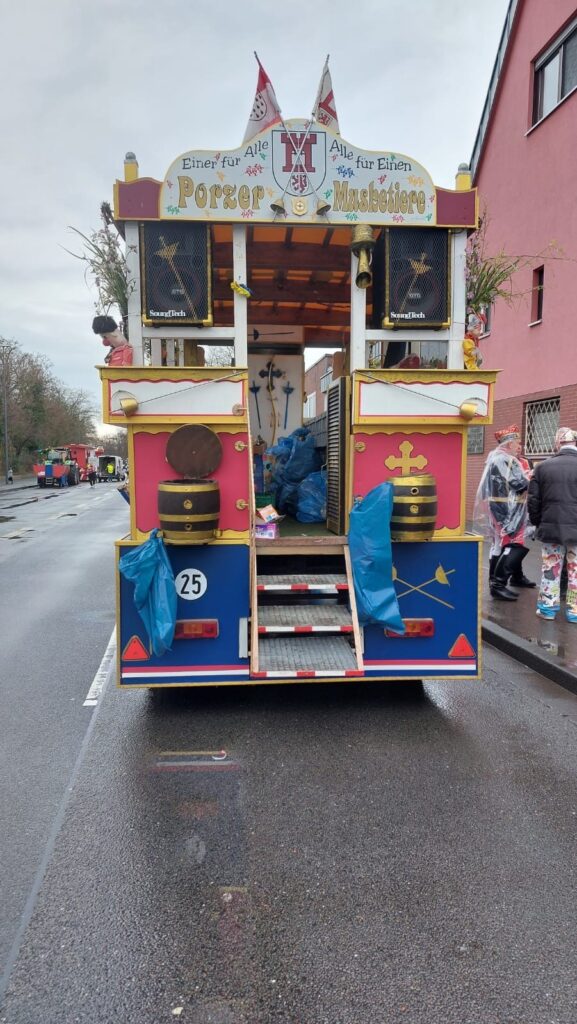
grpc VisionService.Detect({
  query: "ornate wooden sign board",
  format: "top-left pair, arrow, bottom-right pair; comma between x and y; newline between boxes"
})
138,120 -> 475,228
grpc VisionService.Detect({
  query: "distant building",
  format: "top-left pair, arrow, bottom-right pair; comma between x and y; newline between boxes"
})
304,352 -> 345,420
467,0 -> 577,514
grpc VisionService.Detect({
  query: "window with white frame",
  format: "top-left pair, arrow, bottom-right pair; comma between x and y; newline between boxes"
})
533,19 -> 577,124
320,369 -> 333,393
303,392 -> 317,419
524,397 -> 560,457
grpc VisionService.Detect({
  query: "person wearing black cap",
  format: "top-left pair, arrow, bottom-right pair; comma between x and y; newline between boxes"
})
92,316 -> 133,366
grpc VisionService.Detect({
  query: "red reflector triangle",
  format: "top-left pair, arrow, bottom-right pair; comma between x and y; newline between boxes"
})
448,633 -> 476,659
122,635 -> 150,661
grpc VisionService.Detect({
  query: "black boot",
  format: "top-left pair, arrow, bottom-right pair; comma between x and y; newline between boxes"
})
489,555 -> 499,586
490,547 -> 519,600
507,544 -> 536,588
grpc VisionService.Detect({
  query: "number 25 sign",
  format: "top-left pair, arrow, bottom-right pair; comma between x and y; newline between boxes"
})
175,569 -> 208,601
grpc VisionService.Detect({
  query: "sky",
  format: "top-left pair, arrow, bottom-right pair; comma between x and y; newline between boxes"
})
0,0 -> 510,423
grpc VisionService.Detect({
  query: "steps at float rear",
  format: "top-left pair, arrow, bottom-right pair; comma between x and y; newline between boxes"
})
251,543 -> 363,679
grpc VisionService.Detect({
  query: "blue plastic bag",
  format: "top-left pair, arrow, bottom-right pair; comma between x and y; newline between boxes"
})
296,470 -> 327,523
118,529 -> 177,655
348,483 -> 405,633
283,431 -> 321,483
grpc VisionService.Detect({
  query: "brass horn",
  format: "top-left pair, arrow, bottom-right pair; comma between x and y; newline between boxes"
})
316,196 -> 331,216
351,224 -> 375,289
120,395 -> 139,416
459,400 -> 478,421
270,195 -> 286,216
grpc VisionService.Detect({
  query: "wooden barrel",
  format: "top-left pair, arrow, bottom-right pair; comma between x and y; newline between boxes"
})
389,474 -> 437,541
158,480 -> 220,544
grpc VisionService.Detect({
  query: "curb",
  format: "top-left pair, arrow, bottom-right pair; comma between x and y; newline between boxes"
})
482,619 -> 577,697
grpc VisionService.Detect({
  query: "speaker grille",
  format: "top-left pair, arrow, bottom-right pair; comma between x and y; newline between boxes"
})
141,223 -> 212,325
384,228 -> 450,328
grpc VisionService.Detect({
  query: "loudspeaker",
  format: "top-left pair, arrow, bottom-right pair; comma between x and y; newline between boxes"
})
141,223 -> 212,326
384,228 -> 450,329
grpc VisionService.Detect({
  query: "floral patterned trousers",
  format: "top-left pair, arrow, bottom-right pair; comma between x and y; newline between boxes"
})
538,544 -> 577,611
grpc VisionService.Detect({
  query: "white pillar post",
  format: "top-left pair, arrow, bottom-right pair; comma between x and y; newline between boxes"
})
232,224 -> 248,367
448,229 -> 467,369
349,252 -> 367,371
124,222 -> 143,366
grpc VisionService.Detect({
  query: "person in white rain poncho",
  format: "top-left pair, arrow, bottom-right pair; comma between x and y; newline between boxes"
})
473,424 -> 535,601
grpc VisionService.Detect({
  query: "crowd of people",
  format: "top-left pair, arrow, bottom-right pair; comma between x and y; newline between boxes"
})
475,424 -> 577,621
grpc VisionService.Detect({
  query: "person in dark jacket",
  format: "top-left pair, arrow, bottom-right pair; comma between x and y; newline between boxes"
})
527,426 -> 577,621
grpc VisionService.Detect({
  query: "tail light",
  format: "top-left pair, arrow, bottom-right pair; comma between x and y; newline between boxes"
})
385,618 -> 434,638
174,619 -> 219,639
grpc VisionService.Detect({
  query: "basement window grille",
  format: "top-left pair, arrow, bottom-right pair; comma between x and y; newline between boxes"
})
524,398 -> 560,457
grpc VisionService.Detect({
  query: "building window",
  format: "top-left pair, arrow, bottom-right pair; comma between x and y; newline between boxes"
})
533,20 -> 577,124
524,398 -> 560,457
303,392 -> 316,419
320,369 -> 333,393
531,266 -> 544,323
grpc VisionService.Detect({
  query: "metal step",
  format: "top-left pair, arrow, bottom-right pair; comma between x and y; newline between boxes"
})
255,635 -> 361,678
258,603 -> 353,634
257,572 -> 348,593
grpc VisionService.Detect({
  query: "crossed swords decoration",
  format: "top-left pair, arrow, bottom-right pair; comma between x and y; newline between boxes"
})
393,564 -> 455,610
250,360 -> 294,445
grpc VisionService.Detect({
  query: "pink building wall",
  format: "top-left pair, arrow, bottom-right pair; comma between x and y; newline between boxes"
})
475,1 -> 577,401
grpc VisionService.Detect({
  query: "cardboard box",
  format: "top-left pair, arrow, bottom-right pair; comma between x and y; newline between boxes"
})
254,522 -> 279,539
255,504 -> 282,523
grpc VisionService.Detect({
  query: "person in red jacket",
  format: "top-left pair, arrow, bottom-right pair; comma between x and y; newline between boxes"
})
528,426 -> 577,621
92,316 -> 133,366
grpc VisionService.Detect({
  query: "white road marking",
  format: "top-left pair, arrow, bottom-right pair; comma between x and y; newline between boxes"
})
84,628 -> 116,706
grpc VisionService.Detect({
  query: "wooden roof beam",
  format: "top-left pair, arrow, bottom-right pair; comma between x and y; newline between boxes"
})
213,278 -> 350,305
212,241 -> 350,272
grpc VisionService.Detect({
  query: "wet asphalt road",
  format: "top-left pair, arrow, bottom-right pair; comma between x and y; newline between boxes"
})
0,483 -> 128,996
1,485 -> 576,1023
2,612 -> 577,1023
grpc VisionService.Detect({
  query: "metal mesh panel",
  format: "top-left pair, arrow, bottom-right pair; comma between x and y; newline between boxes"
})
141,223 -> 211,325
524,398 -> 560,457
385,228 -> 450,328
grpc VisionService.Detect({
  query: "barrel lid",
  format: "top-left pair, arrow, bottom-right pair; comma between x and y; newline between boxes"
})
166,424 -> 223,477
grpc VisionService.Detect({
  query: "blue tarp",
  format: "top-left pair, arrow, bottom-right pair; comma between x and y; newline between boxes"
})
296,470 -> 327,523
266,428 -> 322,514
348,483 -> 405,633
118,529 -> 177,656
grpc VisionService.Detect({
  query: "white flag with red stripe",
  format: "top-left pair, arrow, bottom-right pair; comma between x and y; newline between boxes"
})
313,58 -> 340,134
243,56 -> 282,143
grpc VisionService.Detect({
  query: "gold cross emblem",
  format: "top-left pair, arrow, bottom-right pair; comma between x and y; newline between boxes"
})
384,440 -> 428,475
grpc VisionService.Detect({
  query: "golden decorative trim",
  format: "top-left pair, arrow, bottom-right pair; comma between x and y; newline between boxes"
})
159,512 -> 218,522
391,473 -> 436,487
392,495 -> 437,504
390,515 -> 437,524
391,530 -> 435,541
158,482 -> 218,493
163,531 -> 215,543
